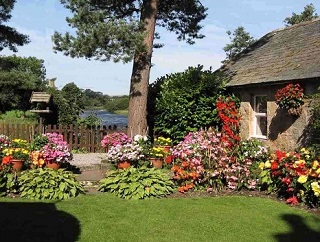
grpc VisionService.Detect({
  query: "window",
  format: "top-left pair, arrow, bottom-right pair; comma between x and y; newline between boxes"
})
253,95 -> 267,138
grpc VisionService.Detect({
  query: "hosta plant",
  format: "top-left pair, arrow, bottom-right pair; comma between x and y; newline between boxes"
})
98,166 -> 175,199
18,168 -> 84,200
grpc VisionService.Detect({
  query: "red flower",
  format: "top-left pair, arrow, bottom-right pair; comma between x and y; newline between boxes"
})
275,150 -> 286,161
165,155 -> 174,164
282,177 -> 291,186
271,161 -> 279,170
286,196 -> 299,205
2,156 -> 12,165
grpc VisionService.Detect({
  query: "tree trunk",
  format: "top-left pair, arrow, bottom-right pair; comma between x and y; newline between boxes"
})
127,0 -> 159,137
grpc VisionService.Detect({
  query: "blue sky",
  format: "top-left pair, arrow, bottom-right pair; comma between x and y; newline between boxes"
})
2,0 -> 318,95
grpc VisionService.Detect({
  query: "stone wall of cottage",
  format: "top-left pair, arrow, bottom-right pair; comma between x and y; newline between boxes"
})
231,80 -> 318,151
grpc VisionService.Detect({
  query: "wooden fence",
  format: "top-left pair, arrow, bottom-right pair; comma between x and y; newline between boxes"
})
0,123 -> 127,153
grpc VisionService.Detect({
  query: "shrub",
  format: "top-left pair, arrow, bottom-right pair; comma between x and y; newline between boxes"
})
148,65 -> 227,141
0,165 -> 19,196
18,168 -> 84,200
98,166 -> 175,199
259,148 -> 320,207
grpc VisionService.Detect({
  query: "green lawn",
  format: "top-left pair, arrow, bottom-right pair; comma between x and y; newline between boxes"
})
0,194 -> 319,242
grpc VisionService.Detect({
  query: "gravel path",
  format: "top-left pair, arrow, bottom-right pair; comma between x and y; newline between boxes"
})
70,153 -> 107,167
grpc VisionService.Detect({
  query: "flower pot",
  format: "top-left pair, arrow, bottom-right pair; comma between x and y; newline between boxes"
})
11,159 -> 24,171
160,145 -> 171,153
117,161 -> 131,169
46,162 -> 61,170
150,158 -> 163,169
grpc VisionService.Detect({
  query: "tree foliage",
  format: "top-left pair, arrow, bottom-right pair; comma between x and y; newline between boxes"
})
0,55 -> 46,112
223,26 -> 256,63
148,65 -> 227,141
53,0 -> 208,136
284,3 -> 318,26
0,0 -> 29,52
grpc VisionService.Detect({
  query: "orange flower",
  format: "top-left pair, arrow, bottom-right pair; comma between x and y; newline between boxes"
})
2,156 -> 12,165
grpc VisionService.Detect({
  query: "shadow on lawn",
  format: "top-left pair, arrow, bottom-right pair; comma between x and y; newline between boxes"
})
274,214 -> 320,242
0,202 -> 80,242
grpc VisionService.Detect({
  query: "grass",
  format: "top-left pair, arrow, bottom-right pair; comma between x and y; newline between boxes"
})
0,194 -> 319,241
114,109 -> 128,115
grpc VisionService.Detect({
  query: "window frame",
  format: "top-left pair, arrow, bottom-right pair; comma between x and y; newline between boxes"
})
252,95 -> 267,139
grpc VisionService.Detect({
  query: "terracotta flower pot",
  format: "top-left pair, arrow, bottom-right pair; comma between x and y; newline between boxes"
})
160,145 -> 171,153
11,159 -> 24,171
46,162 -> 61,170
150,158 -> 163,169
117,161 -> 131,169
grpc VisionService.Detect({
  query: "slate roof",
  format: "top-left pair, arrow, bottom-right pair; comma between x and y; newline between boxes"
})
222,18 -> 320,87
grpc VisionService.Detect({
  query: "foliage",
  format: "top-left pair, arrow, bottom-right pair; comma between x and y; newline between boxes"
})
309,91 -> 320,146
104,96 -> 129,113
0,55 -> 46,112
0,164 -> 19,196
60,82 -> 85,125
82,88 -> 109,108
77,112 -> 102,127
98,166 -> 174,199
31,134 -> 49,151
53,0 -> 208,136
18,168 -> 84,200
0,110 -> 38,124
275,83 -> 304,109
41,133 -> 72,164
149,66 -> 227,141
216,96 -> 241,146
0,0 -> 29,52
222,26 -> 256,62
259,148 -> 320,207
101,132 -> 132,148
284,3 -> 318,26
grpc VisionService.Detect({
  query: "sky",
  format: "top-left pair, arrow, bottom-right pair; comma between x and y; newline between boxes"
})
2,0 -> 318,95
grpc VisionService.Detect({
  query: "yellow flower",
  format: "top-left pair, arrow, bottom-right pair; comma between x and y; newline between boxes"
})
264,160 -> 271,168
300,148 -> 306,153
316,168 -> 320,174
312,160 -> 319,170
297,175 -> 308,184
293,159 -> 305,168
258,162 -> 265,170
311,182 -> 320,197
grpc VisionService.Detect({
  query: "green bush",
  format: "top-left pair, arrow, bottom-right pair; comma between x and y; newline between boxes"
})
18,168 -> 84,200
0,165 -> 19,196
148,65 -> 227,141
0,110 -> 38,124
98,166 -> 175,199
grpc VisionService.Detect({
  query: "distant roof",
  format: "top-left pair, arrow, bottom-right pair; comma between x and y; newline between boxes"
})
222,18 -> 320,87
30,92 -> 51,103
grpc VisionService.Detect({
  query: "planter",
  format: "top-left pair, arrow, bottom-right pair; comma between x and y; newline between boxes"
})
150,158 -> 163,169
46,162 -> 61,170
160,145 -> 171,153
11,159 -> 24,171
117,161 -> 131,169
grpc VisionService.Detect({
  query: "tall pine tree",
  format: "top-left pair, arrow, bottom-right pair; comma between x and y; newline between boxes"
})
52,0 -> 207,136
0,0 -> 29,52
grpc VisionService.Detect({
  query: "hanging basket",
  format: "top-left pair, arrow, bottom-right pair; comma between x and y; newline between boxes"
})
287,106 -> 302,116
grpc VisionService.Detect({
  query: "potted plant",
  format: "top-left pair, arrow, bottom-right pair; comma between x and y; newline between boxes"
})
41,133 -> 72,169
2,147 -> 30,171
106,142 -> 144,169
148,147 -> 165,168
101,132 -> 132,149
275,83 -> 304,116
154,136 -> 172,153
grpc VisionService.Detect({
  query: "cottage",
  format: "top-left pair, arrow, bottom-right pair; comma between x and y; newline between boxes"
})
221,18 -> 320,150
